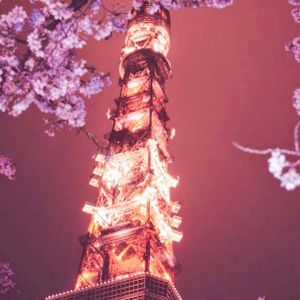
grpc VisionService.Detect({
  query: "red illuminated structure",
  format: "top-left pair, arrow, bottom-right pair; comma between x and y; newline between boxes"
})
46,3 -> 182,300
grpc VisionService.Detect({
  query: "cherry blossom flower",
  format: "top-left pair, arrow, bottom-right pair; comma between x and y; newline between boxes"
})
27,29 -> 44,58
268,149 -> 287,179
80,74 -> 112,98
0,261 -> 15,294
285,36 -> 300,62
0,155 -> 16,180
293,88 -> 300,116
1,6 -> 27,31
56,95 -> 86,128
291,7 -> 300,23
29,9 -> 46,28
280,168 -> 300,190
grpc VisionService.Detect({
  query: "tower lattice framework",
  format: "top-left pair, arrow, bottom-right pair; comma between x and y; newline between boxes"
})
46,3 -> 183,300
76,3 -> 182,288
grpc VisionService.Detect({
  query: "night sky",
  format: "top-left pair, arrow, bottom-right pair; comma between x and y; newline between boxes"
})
1,1 -> 300,299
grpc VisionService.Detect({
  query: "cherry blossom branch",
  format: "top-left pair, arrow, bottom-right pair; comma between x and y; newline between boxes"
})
234,1 -> 300,191
0,0 -> 128,135
294,120 -> 300,151
233,142 -> 300,157
234,123 -> 300,191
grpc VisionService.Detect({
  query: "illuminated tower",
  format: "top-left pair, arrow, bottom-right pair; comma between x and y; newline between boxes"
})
46,3 -> 182,300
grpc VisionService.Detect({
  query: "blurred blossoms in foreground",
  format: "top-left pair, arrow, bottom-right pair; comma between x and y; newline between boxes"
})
0,261 -> 15,294
0,155 -> 16,180
234,0 -> 300,191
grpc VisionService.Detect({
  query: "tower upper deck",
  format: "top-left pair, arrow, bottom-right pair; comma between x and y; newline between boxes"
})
120,4 -> 171,81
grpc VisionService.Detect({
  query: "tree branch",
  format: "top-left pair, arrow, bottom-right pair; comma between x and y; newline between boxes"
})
232,141 -> 300,157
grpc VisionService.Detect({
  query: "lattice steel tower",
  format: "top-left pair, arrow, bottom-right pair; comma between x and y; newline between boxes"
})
46,3 -> 182,300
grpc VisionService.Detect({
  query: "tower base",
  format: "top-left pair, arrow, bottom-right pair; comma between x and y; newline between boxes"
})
45,273 -> 182,300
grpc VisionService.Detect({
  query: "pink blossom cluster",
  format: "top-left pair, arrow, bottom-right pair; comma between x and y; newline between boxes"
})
0,155 -> 16,180
133,0 -> 233,12
268,148 -> 300,191
285,1 -> 300,60
292,88 -> 300,115
0,261 -> 15,294
0,0 -> 129,135
285,37 -> 300,62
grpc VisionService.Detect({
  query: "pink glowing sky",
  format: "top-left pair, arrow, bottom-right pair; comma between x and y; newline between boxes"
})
1,1 -> 300,299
